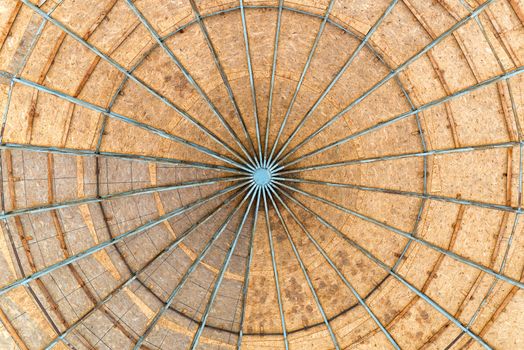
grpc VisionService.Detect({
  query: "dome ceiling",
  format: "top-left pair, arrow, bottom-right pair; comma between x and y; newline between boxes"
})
0,0 -> 523,349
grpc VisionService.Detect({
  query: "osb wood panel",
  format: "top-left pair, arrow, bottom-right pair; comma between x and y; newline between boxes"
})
0,0 -> 523,349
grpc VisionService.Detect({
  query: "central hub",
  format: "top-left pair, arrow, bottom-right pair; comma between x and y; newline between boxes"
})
252,167 -> 272,188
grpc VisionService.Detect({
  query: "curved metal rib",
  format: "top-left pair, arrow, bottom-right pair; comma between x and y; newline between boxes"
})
274,66 -> 524,173
125,0 -> 257,169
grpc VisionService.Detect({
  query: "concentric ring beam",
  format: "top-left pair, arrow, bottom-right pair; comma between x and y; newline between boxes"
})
278,189 -> 493,349
0,182 -> 247,296
390,70 -> 428,272
276,182 -> 524,290
273,0 -> 495,166
442,4 -> 524,347
133,185 -> 257,349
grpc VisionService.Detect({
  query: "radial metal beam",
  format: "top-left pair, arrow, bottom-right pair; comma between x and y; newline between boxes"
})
12,77 -> 252,172
278,188 -> 492,350
275,182 -> 524,289
262,190 -> 289,350
18,0 -> 254,169
277,140 -> 520,175
0,176 -> 245,220
273,0 -> 496,166
44,188 -> 247,349
239,0 -> 263,164
0,142 -> 245,175
275,65 -> 524,172
124,0 -> 257,169
270,187 -> 400,350
188,0 -> 257,159
77,3 -> 408,168
237,188 -> 262,349
109,4 -> 416,170
133,184 -> 256,349
0,182 -> 248,297
263,0 -> 284,166
268,0 -> 398,167
266,187 -> 340,349
190,187 -> 259,349
267,0 -> 336,165
274,177 -> 521,213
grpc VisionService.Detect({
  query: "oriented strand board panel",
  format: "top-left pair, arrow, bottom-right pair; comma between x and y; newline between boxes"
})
0,0 -> 523,349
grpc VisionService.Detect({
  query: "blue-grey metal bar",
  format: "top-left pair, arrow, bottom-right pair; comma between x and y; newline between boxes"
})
391,71 -> 428,272
0,176 -> 245,220
277,140 -> 519,175
266,186 -> 340,349
133,184 -> 257,349
267,0 -> 399,169
44,188 -> 247,350
0,0 -> 65,142
441,3 -> 524,347
266,0 -> 336,166
188,0 -> 258,161
0,142 -> 245,175
274,177 -> 522,213
274,0 -> 496,166
263,0 -> 284,167
270,187 -> 400,349
18,0 -> 254,169
124,0 -> 257,169
237,188 -> 262,349
278,188 -> 492,349
12,77 -> 252,172
190,187 -> 258,349
275,182 -> 524,290
275,65 -> 524,172
262,190 -> 289,350
0,182 -> 248,297
239,0 -> 263,164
